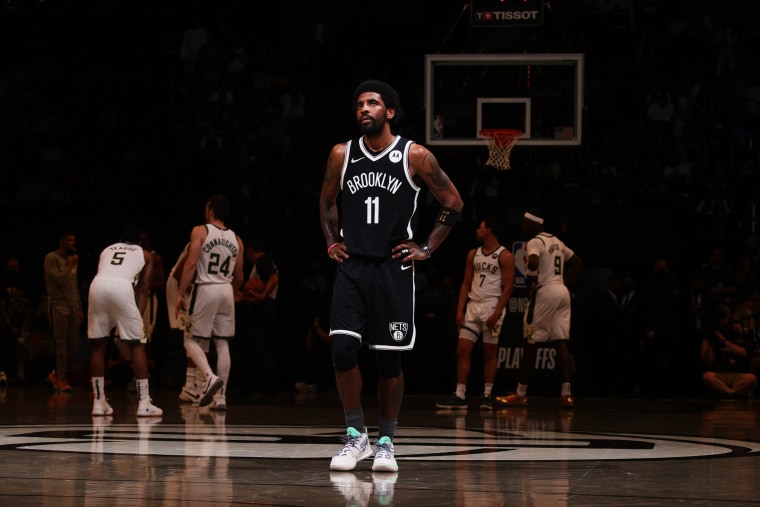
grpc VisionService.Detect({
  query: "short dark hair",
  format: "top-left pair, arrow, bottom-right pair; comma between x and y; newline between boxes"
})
207,194 -> 230,221
56,226 -> 75,240
483,216 -> 503,240
352,80 -> 402,123
120,225 -> 141,244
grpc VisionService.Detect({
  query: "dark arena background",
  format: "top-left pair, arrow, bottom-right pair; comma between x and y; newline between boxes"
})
0,2 -> 759,505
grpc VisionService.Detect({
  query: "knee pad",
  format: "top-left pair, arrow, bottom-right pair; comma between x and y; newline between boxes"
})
332,334 -> 360,371
376,351 -> 403,378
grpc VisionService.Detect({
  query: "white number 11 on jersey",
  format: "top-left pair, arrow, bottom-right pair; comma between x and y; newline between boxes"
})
365,196 -> 379,224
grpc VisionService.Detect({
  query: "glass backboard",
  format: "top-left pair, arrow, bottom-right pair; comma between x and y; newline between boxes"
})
425,53 -> 584,146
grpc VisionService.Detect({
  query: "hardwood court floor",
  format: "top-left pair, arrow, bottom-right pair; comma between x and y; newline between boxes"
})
0,385 -> 758,506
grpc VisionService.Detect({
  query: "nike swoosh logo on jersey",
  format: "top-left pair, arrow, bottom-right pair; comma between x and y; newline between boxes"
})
351,157 -> 366,163
401,264 -> 412,271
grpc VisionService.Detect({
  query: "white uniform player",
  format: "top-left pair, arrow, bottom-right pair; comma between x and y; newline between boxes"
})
495,210 -> 582,410
523,232 -> 575,343
87,227 -> 162,417
436,218 -> 515,411
191,225 -> 239,339
112,235 -> 162,370
175,195 -> 245,409
462,245 -> 509,343
88,243 -> 148,342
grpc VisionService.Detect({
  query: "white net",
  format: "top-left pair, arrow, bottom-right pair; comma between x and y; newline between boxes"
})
481,130 -> 521,171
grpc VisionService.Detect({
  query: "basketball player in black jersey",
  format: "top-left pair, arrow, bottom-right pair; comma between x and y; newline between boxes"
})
320,80 -> 464,473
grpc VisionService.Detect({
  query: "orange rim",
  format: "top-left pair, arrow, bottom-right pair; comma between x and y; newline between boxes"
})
480,129 -> 522,147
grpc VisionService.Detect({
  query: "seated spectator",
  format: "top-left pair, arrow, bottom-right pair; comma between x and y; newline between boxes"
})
700,302 -> 757,399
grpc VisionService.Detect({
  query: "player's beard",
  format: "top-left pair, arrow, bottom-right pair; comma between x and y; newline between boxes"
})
359,116 -> 385,136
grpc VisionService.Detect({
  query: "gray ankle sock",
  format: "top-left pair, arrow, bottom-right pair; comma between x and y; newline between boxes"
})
345,408 -> 365,433
378,416 -> 398,440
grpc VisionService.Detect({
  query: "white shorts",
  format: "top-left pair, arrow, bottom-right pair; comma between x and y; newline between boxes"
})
460,298 -> 504,345
88,277 -> 146,343
188,283 -> 235,339
523,283 -> 571,344
115,291 -> 160,342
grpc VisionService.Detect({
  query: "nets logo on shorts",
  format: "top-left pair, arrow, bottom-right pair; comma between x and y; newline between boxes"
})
388,322 -> 408,342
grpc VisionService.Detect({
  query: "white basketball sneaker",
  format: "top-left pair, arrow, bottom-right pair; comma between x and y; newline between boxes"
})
91,398 -> 114,416
330,427 -> 372,471
372,436 -> 398,472
137,399 -> 163,417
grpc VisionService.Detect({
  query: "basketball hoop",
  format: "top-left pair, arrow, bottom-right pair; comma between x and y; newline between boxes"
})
480,129 -> 522,171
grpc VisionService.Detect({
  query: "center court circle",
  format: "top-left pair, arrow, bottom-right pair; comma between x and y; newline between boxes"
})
1,424 -> 758,461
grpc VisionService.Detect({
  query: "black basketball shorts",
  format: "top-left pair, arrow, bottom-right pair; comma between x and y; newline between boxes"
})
329,255 -> 417,350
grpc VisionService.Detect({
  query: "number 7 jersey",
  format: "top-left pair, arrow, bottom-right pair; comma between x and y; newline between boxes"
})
339,135 -> 420,257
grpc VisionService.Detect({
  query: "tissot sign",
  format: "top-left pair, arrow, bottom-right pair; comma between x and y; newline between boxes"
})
471,0 -> 544,27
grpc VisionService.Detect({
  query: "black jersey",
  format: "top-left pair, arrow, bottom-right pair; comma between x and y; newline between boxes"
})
339,135 -> 421,258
